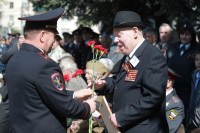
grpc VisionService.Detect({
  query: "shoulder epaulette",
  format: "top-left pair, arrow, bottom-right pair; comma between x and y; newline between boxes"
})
171,96 -> 181,104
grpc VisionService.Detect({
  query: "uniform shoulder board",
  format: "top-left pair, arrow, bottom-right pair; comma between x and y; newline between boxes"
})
38,52 -> 51,60
171,96 -> 180,104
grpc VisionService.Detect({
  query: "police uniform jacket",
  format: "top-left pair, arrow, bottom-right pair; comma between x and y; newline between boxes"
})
166,89 -> 184,133
6,43 -> 90,133
97,40 -> 168,133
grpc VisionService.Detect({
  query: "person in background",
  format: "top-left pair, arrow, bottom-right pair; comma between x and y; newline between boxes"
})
101,35 -> 112,58
145,28 -> 158,46
85,60 -> 107,84
91,31 -> 101,45
49,35 -> 72,63
157,23 -> 177,55
59,56 -> 87,91
72,28 -> 85,70
188,47 -> 200,133
79,27 -> 93,71
166,22 -> 197,126
6,8 -> 96,133
99,58 -> 114,78
91,11 -> 168,133
166,68 -> 185,133
0,37 -> 8,73
0,35 -> 24,65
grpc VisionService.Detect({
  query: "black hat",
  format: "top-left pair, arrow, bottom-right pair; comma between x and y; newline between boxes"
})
91,32 -> 99,38
19,8 -> 64,34
81,27 -> 93,34
113,11 -> 145,29
180,22 -> 194,32
72,29 -> 82,35
168,68 -> 180,80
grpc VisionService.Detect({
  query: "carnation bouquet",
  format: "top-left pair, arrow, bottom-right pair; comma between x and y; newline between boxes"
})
87,40 -> 108,133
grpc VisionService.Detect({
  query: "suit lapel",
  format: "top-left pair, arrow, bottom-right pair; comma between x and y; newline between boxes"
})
116,56 -> 127,84
115,40 -> 148,84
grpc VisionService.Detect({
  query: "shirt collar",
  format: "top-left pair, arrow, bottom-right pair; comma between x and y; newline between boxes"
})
128,38 -> 145,59
166,88 -> 173,96
180,43 -> 190,50
196,71 -> 200,79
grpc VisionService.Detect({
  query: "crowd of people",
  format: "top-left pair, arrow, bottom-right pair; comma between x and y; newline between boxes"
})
0,7 -> 200,133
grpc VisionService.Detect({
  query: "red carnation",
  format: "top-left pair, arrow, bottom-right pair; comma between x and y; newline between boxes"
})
63,74 -> 70,81
87,41 -> 95,47
76,69 -> 84,75
94,45 -> 102,52
72,73 -> 77,78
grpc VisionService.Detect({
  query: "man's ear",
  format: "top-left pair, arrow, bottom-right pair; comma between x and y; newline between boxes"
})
40,30 -> 46,43
132,27 -> 139,38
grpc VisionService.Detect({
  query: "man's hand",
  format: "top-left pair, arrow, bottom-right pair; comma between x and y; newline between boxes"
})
70,121 -> 80,132
88,79 -> 106,90
109,113 -> 120,130
74,89 -> 93,102
84,96 -> 97,114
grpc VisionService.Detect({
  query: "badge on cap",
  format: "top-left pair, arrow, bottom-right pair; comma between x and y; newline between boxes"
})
51,72 -> 64,91
168,109 -> 178,120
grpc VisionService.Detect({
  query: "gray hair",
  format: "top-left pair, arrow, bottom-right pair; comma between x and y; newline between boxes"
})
59,56 -> 78,73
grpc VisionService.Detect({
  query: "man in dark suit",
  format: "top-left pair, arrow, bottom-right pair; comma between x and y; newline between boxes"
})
6,8 -> 96,133
91,11 -> 168,133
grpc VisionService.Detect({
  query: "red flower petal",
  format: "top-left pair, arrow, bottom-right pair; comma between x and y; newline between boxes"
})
87,41 -> 95,47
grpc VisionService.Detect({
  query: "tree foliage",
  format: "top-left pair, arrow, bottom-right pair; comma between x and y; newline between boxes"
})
28,0 -> 200,34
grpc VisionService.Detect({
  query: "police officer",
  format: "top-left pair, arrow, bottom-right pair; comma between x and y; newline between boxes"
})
166,68 -> 185,133
6,8 -> 96,133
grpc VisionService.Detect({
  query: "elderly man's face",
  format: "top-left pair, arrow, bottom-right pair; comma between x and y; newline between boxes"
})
159,26 -> 172,43
113,27 -> 136,55
85,69 -> 93,84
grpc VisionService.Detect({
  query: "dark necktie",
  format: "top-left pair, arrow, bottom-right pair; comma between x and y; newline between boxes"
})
180,45 -> 186,56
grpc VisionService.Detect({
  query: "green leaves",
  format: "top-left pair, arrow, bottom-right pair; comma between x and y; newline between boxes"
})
28,0 -> 200,33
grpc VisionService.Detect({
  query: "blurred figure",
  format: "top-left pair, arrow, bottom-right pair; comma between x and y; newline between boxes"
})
82,27 -> 93,44
188,47 -> 200,132
166,22 -> 197,126
157,23 -> 177,55
91,32 -> 100,45
145,28 -> 158,46
49,35 -> 72,63
100,35 -> 112,58
0,37 -> 8,73
72,29 -> 85,69
99,58 -> 114,78
166,68 -> 185,133
101,35 -> 112,49
79,27 -> 93,71
85,60 -> 107,84
0,35 -> 24,65
59,56 -> 87,91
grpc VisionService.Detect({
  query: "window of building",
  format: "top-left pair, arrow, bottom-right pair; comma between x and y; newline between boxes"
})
10,2 -> 14,9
